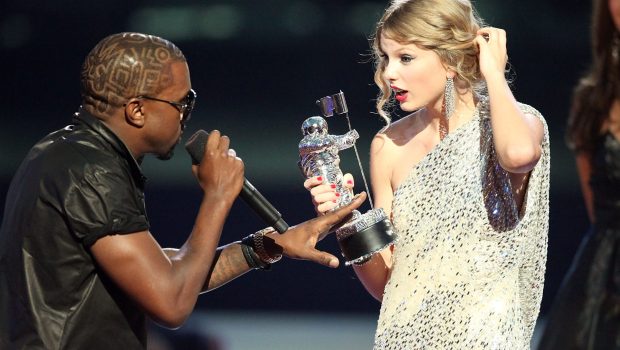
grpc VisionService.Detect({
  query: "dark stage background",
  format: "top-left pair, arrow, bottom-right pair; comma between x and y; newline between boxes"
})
0,0 -> 592,344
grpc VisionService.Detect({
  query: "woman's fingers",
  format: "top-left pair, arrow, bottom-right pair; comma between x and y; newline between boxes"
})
317,201 -> 338,214
303,176 -> 323,190
342,173 -> 355,189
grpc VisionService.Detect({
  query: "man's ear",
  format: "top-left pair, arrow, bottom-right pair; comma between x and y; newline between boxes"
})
124,99 -> 145,128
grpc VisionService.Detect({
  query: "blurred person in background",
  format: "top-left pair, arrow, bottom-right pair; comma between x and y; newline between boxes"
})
538,0 -> 620,348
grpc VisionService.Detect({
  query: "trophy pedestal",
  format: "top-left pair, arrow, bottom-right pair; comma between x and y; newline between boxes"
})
335,208 -> 396,265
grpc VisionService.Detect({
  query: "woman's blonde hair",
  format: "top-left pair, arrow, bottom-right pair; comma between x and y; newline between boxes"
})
371,0 -> 486,124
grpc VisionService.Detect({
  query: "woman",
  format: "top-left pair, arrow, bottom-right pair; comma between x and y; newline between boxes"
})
537,0 -> 620,348
304,0 -> 550,348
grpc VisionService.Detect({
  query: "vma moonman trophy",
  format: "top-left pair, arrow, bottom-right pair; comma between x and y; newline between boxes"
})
298,91 -> 396,265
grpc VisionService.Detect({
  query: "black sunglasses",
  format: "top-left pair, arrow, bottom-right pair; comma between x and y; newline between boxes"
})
137,89 -> 197,123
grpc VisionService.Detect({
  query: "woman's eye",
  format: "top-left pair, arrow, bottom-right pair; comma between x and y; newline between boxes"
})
401,54 -> 414,63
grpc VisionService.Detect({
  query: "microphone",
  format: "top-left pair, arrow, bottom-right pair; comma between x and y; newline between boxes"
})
184,130 -> 289,233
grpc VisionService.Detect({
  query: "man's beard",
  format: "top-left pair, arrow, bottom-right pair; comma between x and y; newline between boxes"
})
157,135 -> 182,161
157,145 -> 176,161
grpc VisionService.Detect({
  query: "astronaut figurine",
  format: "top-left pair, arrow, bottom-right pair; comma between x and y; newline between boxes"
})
298,115 -> 395,265
298,116 -> 359,209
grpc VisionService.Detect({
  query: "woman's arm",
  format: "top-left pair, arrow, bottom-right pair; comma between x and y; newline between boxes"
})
303,132 -> 396,301
349,133 -> 396,301
476,28 -> 544,174
575,152 -> 595,223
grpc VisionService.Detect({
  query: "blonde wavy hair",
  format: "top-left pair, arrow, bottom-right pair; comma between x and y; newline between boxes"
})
372,0 -> 486,124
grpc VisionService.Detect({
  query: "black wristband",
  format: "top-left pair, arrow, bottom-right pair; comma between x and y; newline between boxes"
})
240,239 -> 270,270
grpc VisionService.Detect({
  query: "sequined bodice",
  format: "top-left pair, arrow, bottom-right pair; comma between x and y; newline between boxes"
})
373,103 -> 550,350
590,132 -> 620,227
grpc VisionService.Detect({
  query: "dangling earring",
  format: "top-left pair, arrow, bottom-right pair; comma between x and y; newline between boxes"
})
442,76 -> 456,120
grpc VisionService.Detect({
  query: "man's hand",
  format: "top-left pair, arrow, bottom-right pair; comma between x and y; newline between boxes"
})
192,130 -> 244,202
271,192 -> 367,268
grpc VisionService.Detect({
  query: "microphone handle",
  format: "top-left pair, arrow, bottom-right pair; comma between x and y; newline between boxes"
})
240,179 -> 289,233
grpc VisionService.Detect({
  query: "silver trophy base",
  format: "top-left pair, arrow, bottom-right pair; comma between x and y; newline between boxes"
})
335,208 -> 397,265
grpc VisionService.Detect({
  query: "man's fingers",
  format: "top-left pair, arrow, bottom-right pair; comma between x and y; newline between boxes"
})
206,130 -> 221,154
306,249 -> 340,268
340,191 -> 366,211
205,130 -> 231,155
320,192 -> 367,226
218,135 -> 230,154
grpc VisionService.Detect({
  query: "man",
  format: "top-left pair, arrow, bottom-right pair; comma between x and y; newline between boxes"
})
0,32 -> 365,349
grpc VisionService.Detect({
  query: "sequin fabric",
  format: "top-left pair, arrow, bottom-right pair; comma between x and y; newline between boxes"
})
374,103 -> 550,350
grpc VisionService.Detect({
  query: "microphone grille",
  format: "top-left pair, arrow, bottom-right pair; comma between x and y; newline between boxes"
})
184,129 -> 209,165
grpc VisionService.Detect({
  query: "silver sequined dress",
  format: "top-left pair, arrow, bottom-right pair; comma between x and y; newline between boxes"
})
374,103 -> 550,350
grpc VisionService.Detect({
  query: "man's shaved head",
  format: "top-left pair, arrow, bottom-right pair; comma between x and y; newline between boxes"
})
80,32 -> 186,117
